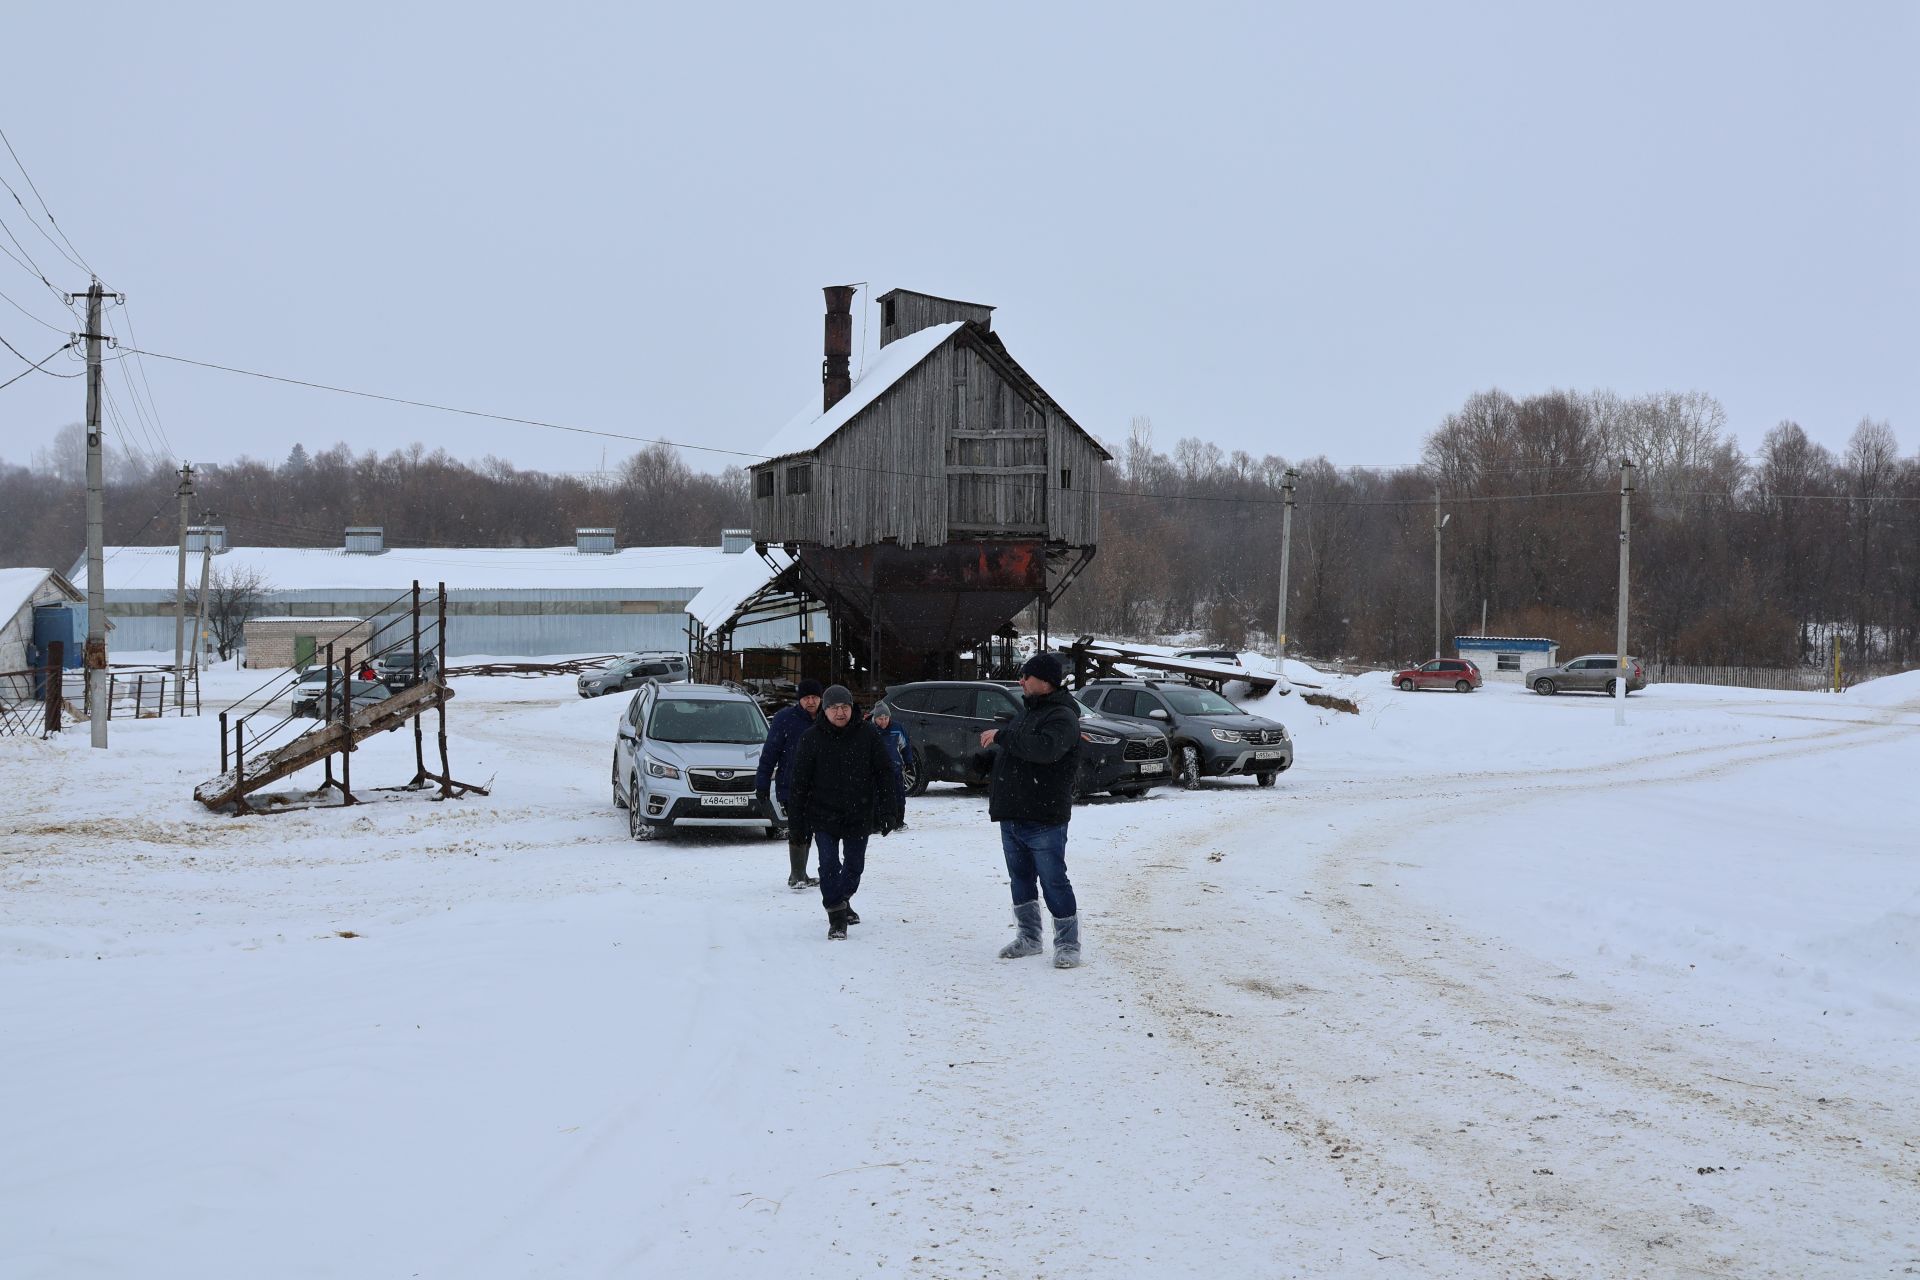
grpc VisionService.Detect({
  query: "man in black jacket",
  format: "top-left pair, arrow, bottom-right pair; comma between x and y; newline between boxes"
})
791,685 -> 900,940
978,653 -> 1084,968
756,679 -> 823,891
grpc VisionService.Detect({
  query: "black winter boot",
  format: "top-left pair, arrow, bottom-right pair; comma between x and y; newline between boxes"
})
843,900 -> 861,926
826,902 -> 850,941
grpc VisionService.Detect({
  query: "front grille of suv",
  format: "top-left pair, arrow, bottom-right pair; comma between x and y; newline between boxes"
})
1123,737 -> 1170,761
1242,729 -> 1285,746
688,769 -> 756,794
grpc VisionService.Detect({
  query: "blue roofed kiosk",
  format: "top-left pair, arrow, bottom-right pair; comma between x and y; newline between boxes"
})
1455,635 -> 1559,683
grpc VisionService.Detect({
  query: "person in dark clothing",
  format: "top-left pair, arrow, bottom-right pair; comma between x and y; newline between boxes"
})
756,678 -> 824,890
870,702 -> 912,830
790,685 -> 900,940
977,652 -> 1084,968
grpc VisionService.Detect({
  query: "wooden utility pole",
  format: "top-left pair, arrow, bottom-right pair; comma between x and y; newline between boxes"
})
82,279 -> 109,748
1614,458 -> 1635,726
1276,467 -> 1296,665
173,463 -> 195,708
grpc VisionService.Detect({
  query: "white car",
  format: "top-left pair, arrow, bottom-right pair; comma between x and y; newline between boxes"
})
612,683 -> 778,840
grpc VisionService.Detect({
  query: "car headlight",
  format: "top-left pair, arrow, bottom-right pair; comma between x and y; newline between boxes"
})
644,754 -> 681,780
1080,730 -> 1120,745
1210,728 -> 1245,743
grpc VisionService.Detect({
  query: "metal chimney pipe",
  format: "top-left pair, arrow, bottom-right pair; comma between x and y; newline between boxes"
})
822,285 -> 856,411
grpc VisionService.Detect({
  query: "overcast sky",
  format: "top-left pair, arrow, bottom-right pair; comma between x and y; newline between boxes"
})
2,2 -> 1912,478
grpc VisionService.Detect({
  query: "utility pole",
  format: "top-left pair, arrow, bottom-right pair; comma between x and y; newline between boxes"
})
1276,467 -> 1297,667
1614,458 -> 1635,726
192,513 -> 215,672
81,279 -> 109,748
1432,488 -> 1450,660
173,463 -> 195,708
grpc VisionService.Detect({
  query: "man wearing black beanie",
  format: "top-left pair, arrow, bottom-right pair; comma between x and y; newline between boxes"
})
977,651 -> 1084,968
756,678 -> 824,890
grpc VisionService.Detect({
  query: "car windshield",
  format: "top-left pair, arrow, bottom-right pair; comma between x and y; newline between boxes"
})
1161,687 -> 1240,716
647,698 -> 768,744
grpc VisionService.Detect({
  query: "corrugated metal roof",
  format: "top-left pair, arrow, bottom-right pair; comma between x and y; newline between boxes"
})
1455,635 -> 1556,645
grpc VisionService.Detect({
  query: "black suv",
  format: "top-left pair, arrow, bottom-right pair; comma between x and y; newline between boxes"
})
884,680 -> 1174,800
373,651 -> 441,693
1076,679 -> 1292,788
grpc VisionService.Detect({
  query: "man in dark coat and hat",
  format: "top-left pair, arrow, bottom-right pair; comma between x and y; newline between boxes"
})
790,685 -> 900,940
977,652 -> 1084,968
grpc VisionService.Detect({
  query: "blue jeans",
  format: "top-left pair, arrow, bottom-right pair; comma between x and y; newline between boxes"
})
1000,821 -> 1076,919
815,832 -> 868,908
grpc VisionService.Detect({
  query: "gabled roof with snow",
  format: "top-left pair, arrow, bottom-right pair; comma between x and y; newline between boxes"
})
758,322 -> 962,463
0,567 -> 81,620
70,546 -> 742,594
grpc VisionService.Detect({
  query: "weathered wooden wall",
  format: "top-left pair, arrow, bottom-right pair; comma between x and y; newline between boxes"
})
880,291 -> 994,347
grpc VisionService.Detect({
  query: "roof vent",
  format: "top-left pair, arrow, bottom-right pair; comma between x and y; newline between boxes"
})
576,527 -> 617,555
720,528 -> 753,555
185,525 -> 227,555
344,526 -> 385,554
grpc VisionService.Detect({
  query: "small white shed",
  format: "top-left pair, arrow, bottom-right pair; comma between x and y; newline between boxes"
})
1454,635 -> 1559,683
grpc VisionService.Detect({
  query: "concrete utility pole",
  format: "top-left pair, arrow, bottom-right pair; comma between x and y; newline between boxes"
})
82,279 -> 109,748
1432,488 -> 1450,659
173,463 -> 195,707
1614,458 -> 1635,726
192,513 -> 215,672
1276,467 -> 1297,665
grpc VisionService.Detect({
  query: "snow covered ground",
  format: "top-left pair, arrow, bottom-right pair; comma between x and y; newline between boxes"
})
2,667 -> 1916,1278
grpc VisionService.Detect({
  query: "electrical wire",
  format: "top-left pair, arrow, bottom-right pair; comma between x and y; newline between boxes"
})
0,126 -> 91,274
113,301 -> 176,459
0,338 -> 74,391
0,280 -> 71,331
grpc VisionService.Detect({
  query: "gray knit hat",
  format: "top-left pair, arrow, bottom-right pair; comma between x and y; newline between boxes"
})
821,684 -> 854,708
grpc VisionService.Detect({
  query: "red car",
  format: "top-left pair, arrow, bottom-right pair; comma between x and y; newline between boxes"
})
1392,658 -> 1482,692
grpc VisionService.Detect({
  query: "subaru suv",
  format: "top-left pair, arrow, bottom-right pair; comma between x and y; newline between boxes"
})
884,680 -> 1174,800
612,682 -> 777,840
1077,679 -> 1293,788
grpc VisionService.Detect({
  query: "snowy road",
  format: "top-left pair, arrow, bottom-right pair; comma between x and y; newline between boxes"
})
3,671 -> 1916,1277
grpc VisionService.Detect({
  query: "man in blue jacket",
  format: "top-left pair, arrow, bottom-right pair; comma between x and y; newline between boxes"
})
757,678 -> 823,890
870,702 -> 913,830
976,653 -> 1084,968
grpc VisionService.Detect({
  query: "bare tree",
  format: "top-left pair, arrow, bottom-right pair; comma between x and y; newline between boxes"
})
193,566 -> 272,661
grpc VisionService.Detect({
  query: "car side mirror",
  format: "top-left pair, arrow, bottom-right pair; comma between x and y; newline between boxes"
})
1149,708 -> 1170,721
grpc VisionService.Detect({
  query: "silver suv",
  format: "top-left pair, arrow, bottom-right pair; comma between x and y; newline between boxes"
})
613,682 -> 777,840
1526,654 -> 1647,696
579,651 -> 690,699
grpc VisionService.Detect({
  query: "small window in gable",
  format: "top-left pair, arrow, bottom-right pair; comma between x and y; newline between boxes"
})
754,469 -> 774,499
1059,468 -> 1072,490
786,464 -> 812,496
883,298 -> 896,327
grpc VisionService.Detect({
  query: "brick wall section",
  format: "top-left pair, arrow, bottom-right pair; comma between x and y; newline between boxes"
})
244,620 -> 374,670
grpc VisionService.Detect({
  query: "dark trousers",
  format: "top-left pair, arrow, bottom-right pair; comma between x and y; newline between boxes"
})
1000,820 -> 1076,918
815,832 -> 868,908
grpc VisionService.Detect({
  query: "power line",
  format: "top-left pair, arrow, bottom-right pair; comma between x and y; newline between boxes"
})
0,126 -> 91,273
0,338 -> 74,391
0,280 -> 71,331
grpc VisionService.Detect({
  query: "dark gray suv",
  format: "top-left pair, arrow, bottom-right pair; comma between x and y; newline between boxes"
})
1076,679 -> 1293,788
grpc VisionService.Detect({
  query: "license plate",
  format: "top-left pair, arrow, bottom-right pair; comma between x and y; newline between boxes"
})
1254,750 -> 1285,760
701,795 -> 750,807
1138,761 -> 1168,775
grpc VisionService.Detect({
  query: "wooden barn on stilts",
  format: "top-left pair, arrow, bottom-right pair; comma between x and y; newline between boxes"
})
706,285 -> 1109,691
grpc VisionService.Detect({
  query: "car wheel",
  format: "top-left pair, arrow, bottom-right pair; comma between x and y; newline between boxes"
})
1175,743 -> 1202,790
1398,678 -> 1416,692
612,754 -> 626,808
628,780 -> 656,841
903,758 -> 929,797
1534,678 -> 1556,695
1455,679 -> 1472,693
1255,771 -> 1277,787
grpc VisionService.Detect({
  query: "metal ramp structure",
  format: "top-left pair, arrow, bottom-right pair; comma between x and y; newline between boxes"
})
193,581 -> 487,814
1061,636 -> 1287,697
